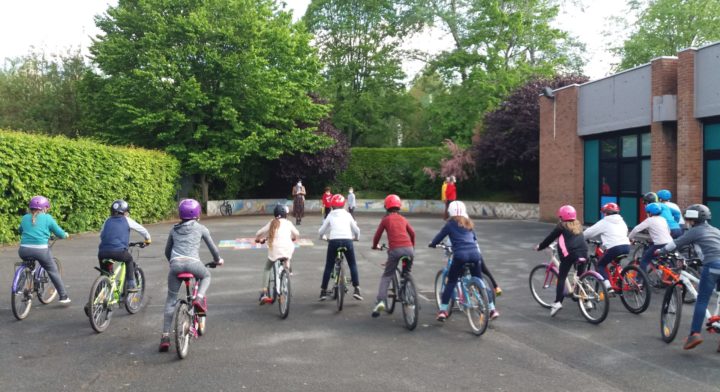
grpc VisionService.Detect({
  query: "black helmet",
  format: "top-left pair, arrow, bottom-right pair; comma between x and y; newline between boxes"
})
273,204 -> 288,218
684,204 -> 711,223
111,199 -> 129,215
642,192 -> 658,204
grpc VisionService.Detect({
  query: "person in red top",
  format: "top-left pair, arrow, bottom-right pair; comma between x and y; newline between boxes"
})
444,176 -> 457,219
370,194 -> 416,317
322,187 -> 332,220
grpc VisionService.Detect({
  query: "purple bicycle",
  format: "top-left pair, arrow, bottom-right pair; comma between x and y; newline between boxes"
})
11,240 -> 63,320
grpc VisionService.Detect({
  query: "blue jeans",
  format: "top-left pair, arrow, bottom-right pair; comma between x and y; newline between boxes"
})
321,239 -> 359,290
690,260 -> 720,333
597,244 -> 630,280
640,244 -> 666,272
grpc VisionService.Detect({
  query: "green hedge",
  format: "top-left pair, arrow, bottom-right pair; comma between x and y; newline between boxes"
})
0,130 -> 180,243
333,147 -> 449,199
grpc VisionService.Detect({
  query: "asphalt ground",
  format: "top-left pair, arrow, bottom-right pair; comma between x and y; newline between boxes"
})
1,214 -> 719,392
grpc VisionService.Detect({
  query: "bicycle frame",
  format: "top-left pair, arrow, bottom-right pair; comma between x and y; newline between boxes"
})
437,245 -> 489,310
542,244 -> 605,298
95,260 -> 127,305
181,277 -> 202,339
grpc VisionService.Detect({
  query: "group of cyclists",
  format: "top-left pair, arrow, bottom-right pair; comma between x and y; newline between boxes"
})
538,189 -> 720,352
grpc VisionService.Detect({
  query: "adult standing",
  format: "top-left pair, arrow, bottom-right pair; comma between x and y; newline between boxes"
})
322,187 -> 333,220
292,180 -> 306,225
444,176 -> 457,220
347,187 -> 356,217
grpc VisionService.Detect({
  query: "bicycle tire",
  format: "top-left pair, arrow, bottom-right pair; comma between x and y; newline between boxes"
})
11,267 -> 32,320
125,266 -> 145,314
336,262 -> 346,311
88,275 -> 113,333
577,273 -> 609,324
529,264 -> 558,309
466,280 -> 490,336
660,284 -> 682,343
37,258 -> 62,304
619,265 -> 651,314
174,302 -> 192,359
401,275 -> 419,331
434,269 -> 444,310
268,265 -> 277,304
387,272 -> 398,314
278,270 -> 291,319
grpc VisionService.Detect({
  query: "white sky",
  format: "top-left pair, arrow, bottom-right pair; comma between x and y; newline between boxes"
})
0,0 -> 632,80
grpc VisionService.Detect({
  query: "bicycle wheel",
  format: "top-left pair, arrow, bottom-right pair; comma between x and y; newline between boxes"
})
434,269 -> 445,310
174,302 -> 192,359
278,270 -> 291,319
336,263 -> 346,311
466,280 -> 490,336
401,275 -> 419,330
88,276 -> 113,333
37,258 -> 62,304
619,265 -> 651,314
386,272 -> 398,314
577,274 -> 609,324
268,266 -> 277,304
529,264 -> 558,309
125,266 -> 145,314
660,284 -> 682,343
11,268 -> 33,320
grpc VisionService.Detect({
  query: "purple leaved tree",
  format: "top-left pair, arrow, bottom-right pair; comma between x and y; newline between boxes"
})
423,139 -> 476,181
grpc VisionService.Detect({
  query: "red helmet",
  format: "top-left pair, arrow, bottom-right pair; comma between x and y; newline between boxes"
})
330,194 -> 345,208
384,194 -> 401,209
601,202 -> 620,214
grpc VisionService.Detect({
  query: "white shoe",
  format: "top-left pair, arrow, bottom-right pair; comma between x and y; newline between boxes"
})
550,302 -> 562,317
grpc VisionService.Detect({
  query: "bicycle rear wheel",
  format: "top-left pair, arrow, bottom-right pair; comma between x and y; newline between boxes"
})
660,284 -> 682,343
387,272 -> 398,314
434,269 -> 444,310
268,266 -> 277,304
401,275 -> 419,330
466,280 -> 490,336
174,302 -> 192,359
88,276 -> 113,333
37,258 -> 62,304
619,265 -> 651,314
125,266 -> 145,314
529,264 -> 558,309
278,270 -> 291,319
336,263 -> 346,311
577,274 -> 609,324
11,268 -> 32,320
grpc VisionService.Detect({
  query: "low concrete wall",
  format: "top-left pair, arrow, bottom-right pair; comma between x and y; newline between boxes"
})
207,199 -> 538,220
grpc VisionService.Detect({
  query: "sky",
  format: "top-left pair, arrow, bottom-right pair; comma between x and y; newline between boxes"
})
0,0 -> 632,81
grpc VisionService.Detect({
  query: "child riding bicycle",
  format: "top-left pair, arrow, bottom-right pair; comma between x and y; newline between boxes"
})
159,199 -> 224,352
583,202 -> 630,294
255,204 -> 299,305
318,194 -> 362,301
629,202 -> 672,274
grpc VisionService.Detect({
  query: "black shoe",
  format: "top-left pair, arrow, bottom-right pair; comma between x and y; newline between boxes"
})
158,336 -> 171,352
84,303 -> 91,317
353,287 -> 363,301
319,290 -> 328,301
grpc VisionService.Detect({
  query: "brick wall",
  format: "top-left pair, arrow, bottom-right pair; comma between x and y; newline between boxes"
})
650,58 -> 678,195
677,49 -> 703,209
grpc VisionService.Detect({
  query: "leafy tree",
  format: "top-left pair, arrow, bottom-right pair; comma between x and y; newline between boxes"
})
472,74 -> 588,202
613,0 -> 720,70
83,0 -> 332,201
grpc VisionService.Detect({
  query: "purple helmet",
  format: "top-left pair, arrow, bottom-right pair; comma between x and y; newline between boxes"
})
179,199 -> 201,219
29,195 -> 50,210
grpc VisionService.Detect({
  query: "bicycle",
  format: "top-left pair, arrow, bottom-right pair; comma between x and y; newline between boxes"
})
586,240 -> 651,314
529,243 -> 610,324
11,239 -> 64,320
265,257 -> 292,319
87,242 -> 147,333
378,244 -> 419,330
631,239 -> 701,302
220,200 -> 232,216
173,262 -> 219,359
432,243 -> 490,336
329,246 -> 349,311
656,252 -> 720,343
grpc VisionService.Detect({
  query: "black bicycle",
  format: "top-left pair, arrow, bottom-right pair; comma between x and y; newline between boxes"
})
220,200 -> 232,216
379,244 -> 419,330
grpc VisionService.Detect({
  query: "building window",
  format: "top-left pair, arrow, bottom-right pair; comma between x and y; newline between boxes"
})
704,122 -> 720,227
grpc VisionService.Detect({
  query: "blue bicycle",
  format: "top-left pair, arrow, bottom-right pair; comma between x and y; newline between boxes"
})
11,240 -> 63,320
433,243 -> 491,335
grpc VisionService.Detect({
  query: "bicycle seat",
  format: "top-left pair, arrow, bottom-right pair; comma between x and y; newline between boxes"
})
337,247 -> 347,253
576,258 -> 587,264
20,256 -> 37,262
177,272 -> 195,280
275,257 -> 288,262
613,254 -> 628,262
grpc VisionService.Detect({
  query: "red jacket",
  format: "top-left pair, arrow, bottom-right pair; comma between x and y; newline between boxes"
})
445,183 -> 456,201
372,213 -> 415,250
322,192 -> 332,207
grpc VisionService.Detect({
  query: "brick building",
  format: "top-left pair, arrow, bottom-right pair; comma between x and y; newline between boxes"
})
539,42 -> 720,226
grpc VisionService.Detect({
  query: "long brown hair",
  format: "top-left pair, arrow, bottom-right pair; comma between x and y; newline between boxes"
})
267,218 -> 281,248
560,219 -> 582,235
451,216 -> 474,230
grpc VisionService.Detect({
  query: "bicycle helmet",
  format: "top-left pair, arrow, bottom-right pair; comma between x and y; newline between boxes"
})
330,194 -> 345,208
684,204 -> 711,223
273,204 -> 288,218
645,202 -> 662,216
601,202 -> 620,215
448,200 -> 469,218
643,192 -> 658,204
110,199 -> 129,215
384,194 -> 401,210
28,195 -> 50,210
557,205 -> 576,221
178,199 -> 201,219
657,189 -> 672,201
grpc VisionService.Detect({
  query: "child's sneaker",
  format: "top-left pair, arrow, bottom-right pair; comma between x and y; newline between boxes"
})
371,300 -> 386,318
192,297 -> 208,314
126,280 -> 139,293
260,295 -> 273,305
489,309 -> 500,320
550,302 -> 562,317
353,287 -> 363,301
158,335 -> 171,352
494,287 -> 503,297
683,333 -> 703,350
319,290 -> 328,301
59,295 -> 71,305
436,310 -> 448,322
84,302 -> 91,317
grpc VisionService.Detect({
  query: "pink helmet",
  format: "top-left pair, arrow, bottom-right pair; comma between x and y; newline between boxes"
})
557,205 -> 577,221
179,199 -> 201,219
384,194 -> 401,209
29,195 -> 50,210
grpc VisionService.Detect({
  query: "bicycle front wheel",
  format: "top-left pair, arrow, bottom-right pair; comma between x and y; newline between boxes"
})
529,264 -> 558,309
401,275 -> 419,331
577,274 -> 609,324
278,270 -> 291,319
660,284 -> 682,343
38,258 -> 62,304
387,272 -> 398,314
88,276 -> 113,333
11,267 -> 33,320
125,266 -> 145,314
619,265 -> 651,314
466,281 -> 490,336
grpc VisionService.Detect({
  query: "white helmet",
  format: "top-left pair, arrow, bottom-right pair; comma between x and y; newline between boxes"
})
448,201 -> 468,218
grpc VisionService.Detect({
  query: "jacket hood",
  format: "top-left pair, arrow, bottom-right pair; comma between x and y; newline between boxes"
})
173,220 -> 197,235
604,214 -> 625,224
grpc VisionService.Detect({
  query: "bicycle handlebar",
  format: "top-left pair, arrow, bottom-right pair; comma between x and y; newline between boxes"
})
129,242 -> 148,248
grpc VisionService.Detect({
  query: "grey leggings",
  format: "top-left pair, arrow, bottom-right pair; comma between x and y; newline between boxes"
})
163,260 -> 211,333
18,246 -> 67,298
376,247 -> 414,302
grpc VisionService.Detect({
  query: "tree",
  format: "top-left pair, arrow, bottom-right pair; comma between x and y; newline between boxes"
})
473,74 -> 588,202
83,0 -> 332,201
613,0 -> 720,70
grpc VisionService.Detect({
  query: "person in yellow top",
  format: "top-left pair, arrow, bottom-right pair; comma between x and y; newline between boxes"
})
441,177 -> 448,202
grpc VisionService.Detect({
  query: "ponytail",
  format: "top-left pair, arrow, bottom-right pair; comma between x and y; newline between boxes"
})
31,209 -> 42,226
267,217 -> 281,248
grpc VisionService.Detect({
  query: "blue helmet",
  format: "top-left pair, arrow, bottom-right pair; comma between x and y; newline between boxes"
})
657,189 -> 672,201
645,202 -> 662,216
